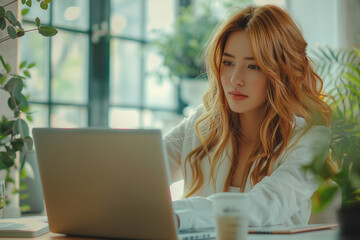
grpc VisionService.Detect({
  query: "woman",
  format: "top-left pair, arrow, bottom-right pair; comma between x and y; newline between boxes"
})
164,4 -> 332,230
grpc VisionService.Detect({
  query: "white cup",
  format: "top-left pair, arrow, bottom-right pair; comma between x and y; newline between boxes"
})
211,193 -> 250,240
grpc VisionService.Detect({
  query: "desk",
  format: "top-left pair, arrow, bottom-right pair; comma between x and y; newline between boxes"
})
0,228 -> 340,240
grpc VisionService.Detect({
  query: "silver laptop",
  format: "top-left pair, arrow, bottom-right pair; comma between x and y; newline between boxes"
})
33,128 -> 215,240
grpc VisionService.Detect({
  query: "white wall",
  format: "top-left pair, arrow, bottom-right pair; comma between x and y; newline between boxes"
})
286,0 -> 339,51
286,0 -> 360,51
0,1 -> 19,117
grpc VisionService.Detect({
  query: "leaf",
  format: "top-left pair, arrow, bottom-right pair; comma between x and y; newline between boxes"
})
0,6 -> 5,18
7,25 -> 17,39
26,115 -> 33,122
5,10 -> 18,26
38,26 -> 57,36
312,184 -> 339,213
0,152 -> 15,169
13,119 -> 30,138
0,74 -> 6,84
4,77 -> 23,94
26,0 -> 32,8
11,139 -> 24,152
22,0 -> 26,4
9,73 -> 25,80
20,61 -> 27,69
23,70 -> 31,78
0,121 -> 14,135
40,2 -> 48,10
35,17 -> 40,27
0,17 -> 6,30
27,62 -> 36,68
21,8 -> 30,16
0,56 -> 11,72
8,97 -> 16,110
20,154 -> 27,171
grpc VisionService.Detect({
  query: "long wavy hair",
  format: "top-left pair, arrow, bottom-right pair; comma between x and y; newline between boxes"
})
183,5 -> 332,197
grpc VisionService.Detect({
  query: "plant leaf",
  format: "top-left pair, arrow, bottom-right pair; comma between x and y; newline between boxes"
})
0,152 -> 15,169
23,70 -> 31,78
21,8 -> 30,16
35,17 -> 40,27
5,10 -> 18,26
38,26 -> 57,36
0,55 -> 11,72
26,0 -> 32,8
0,6 -> 5,18
20,61 -> 27,69
0,17 -> 6,30
40,2 -> 48,10
0,121 -> 14,135
27,62 -> 36,68
13,119 -> 30,138
22,0 -> 26,4
4,77 -> 23,94
11,139 -> 24,152
7,25 -> 17,39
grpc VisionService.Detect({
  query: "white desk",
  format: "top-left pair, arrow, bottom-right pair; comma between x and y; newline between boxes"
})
248,228 -> 339,240
0,228 -> 340,240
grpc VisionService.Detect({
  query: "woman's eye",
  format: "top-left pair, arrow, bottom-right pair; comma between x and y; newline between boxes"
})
222,60 -> 234,66
248,64 -> 260,70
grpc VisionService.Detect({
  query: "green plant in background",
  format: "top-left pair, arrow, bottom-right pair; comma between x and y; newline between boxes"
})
306,46 -> 360,212
0,0 -> 57,210
152,0 -> 253,83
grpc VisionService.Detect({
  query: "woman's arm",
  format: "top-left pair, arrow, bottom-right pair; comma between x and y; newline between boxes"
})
173,125 -> 331,230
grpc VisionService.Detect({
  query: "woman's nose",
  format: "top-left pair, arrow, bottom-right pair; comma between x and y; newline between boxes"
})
230,68 -> 246,86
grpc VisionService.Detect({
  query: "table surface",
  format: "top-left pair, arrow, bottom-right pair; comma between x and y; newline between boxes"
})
0,228 -> 340,240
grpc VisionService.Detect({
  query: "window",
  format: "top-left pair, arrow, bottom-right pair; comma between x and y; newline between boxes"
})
21,0 -> 181,134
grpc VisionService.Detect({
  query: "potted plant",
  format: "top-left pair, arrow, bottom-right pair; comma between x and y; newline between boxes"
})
151,3 -> 218,113
0,0 -> 57,217
306,45 -> 360,238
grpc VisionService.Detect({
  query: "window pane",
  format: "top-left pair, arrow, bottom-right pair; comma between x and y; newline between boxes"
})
51,105 -> 87,127
110,0 -> 143,38
51,31 -> 89,104
22,2 -> 50,24
142,109 -> 183,134
146,0 -> 175,40
28,104 -> 49,136
110,39 -> 142,106
109,108 -> 140,129
145,51 -> 177,109
21,24 -> 49,102
52,0 -> 89,31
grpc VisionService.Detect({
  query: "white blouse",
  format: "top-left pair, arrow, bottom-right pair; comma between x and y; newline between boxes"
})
164,105 -> 331,231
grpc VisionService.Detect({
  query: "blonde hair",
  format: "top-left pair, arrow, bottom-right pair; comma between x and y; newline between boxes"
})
183,5 -> 332,197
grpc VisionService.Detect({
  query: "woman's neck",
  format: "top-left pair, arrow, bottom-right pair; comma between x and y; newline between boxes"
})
239,110 -> 265,143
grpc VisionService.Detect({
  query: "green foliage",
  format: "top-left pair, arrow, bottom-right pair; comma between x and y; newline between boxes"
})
152,4 -> 218,80
0,0 -> 57,44
0,0 -> 56,211
308,45 -> 360,210
151,0 -> 254,81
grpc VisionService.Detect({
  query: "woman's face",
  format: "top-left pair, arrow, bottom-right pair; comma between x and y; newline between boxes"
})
220,30 -> 269,116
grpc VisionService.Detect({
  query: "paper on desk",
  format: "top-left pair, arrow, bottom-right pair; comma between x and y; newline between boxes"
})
0,216 -> 49,237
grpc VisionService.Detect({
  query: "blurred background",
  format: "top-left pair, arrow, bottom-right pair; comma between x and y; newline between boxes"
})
19,0 -> 360,200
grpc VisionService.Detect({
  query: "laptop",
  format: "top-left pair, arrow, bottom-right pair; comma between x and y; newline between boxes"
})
33,128 -> 215,240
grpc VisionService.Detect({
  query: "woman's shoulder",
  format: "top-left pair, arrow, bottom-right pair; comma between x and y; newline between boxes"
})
288,116 -> 332,156
293,116 -> 331,141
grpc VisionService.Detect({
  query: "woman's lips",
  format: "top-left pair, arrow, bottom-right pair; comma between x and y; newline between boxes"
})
229,91 -> 248,100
